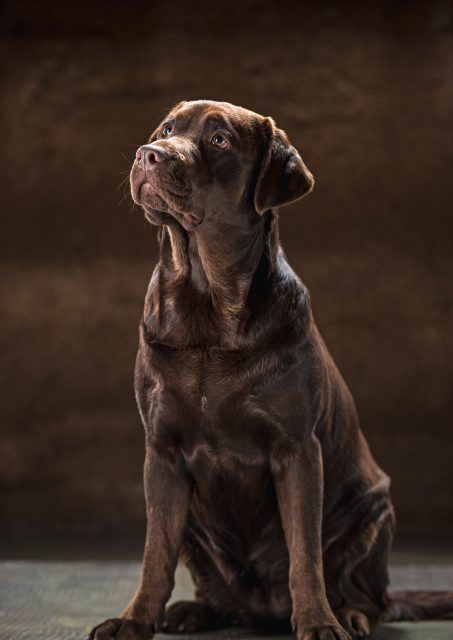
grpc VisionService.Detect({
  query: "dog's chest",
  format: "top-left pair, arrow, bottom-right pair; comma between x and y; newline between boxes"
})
144,343 -> 292,464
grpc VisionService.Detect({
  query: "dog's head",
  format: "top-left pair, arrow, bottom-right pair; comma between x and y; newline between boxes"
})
130,100 -> 314,231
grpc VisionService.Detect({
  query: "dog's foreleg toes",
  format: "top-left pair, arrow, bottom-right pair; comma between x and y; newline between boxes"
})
298,624 -> 351,640
89,617 -> 148,640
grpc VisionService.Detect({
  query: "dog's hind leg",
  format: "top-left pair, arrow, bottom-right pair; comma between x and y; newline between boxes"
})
325,496 -> 395,638
161,531 -> 241,633
161,600 -> 230,633
162,524 -> 291,633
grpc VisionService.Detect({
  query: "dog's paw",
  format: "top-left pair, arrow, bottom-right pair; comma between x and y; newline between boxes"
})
161,600 -> 227,633
88,617 -> 149,640
336,608 -> 370,638
298,623 -> 351,640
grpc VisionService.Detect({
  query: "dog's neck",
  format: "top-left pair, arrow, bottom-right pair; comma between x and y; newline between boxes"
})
166,218 -> 269,314
145,212 -> 280,347
189,223 -> 265,298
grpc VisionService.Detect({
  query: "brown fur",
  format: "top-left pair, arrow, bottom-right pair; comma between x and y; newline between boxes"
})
89,100 -> 453,640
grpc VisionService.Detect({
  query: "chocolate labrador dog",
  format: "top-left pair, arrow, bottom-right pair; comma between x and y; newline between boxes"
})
89,100 -> 453,640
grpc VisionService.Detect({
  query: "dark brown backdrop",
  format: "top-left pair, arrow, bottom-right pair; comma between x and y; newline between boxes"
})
1,0 -> 452,545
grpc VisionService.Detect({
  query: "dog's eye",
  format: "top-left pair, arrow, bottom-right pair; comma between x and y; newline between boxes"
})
162,124 -> 173,137
211,134 -> 227,148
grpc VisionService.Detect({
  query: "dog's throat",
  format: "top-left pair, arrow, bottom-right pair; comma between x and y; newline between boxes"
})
146,221 -> 274,347
168,222 -> 267,297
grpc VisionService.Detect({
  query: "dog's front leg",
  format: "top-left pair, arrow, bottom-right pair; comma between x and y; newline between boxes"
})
273,435 -> 350,640
89,447 -> 192,640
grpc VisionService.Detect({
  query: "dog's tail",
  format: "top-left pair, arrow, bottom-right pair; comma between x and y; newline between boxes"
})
384,590 -> 453,621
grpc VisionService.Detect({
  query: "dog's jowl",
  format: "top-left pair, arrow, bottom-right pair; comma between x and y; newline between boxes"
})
89,100 -> 453,640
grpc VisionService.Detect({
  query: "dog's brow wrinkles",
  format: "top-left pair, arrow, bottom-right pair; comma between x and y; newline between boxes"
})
204,114 -> 232,130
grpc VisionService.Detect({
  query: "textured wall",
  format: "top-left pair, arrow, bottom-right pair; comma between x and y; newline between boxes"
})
1,0 -> 453,541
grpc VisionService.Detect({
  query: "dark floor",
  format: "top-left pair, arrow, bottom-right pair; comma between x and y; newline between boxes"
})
1,558 -> 453,640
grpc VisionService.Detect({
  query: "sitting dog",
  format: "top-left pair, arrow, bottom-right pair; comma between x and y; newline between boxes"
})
89,100 -> 453,640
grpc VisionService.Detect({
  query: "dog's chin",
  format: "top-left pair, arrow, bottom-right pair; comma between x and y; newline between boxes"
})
138,182 -> 201,231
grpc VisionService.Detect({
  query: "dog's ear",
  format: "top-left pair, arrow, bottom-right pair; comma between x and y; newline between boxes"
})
254,117 -> 314,215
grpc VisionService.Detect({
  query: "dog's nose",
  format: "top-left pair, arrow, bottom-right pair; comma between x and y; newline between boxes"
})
136,144 -> 168,169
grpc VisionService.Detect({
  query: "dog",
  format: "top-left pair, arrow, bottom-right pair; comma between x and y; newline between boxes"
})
89,100 -> 453,640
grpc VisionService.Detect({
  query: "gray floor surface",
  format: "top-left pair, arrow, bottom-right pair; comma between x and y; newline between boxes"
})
1,562 -> 453,640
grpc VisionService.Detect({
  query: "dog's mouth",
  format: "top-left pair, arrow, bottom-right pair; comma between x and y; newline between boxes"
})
130,163 -> 200,230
